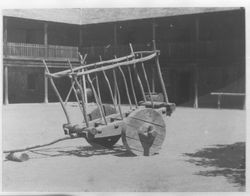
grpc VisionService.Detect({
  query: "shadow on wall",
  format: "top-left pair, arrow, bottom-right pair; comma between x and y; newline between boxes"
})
184,142 -> 245,187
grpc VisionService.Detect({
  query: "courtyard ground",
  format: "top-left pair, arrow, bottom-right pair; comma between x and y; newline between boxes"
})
2,103 -> 246,192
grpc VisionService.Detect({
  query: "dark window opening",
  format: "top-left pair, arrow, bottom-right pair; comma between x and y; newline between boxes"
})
27,73 -> 37,90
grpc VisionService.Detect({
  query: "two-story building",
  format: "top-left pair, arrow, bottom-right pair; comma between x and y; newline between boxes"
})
3,8 -> 245,108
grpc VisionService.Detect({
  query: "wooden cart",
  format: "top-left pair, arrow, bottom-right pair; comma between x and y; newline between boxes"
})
4,41 -> 175,161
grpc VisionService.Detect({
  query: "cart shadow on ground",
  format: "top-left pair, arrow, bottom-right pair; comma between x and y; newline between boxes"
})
183,142 -> 245,188
20,144 -> 136,160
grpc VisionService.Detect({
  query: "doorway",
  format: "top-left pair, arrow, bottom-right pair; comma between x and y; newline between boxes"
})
176,70 -> 193,105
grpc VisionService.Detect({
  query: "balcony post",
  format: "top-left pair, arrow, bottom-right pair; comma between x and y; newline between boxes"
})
114,23 -> 118,51
4,65 -> 9,105
193,17 -> 199,109
44,22 -> 48,58
44,67 -> 48,103
79,27 -> 83,49
3,17 -> 8,57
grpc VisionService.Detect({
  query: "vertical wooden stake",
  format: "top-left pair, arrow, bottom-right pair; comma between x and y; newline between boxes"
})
153,40 -> 169,103
113,24 -> 118,104
134,63 -> 146,102
152,67 -> 155,93
141,54 -> 154,107
87,74 -> 107,125
79,53 -> 88,104
43,60 -> 72,124
118,66 -> 132,109
82,74 -> 87,104
113,69 -> 123,119
99,56 -> 117,111
128,66 -> 138,107
68,60 -> 89,126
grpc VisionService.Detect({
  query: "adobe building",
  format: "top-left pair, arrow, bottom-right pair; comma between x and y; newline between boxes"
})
2,8 -> 245,108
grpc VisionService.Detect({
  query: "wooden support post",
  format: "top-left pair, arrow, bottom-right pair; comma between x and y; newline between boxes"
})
152,20 -> 156,42
218,94 -> 222,109
114,23 -> 118,53
193,17 -> 199,108
3,17 -> 8,57
79,27 -> 83,50
3,18 -> 8,104
44,68 -> 48,103
243,95 -> 246,110
193,66 -> 199,109
4,66 -> 9,105
44,22 -> 48,58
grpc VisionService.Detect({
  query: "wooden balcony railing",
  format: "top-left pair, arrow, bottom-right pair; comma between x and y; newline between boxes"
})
4,42 -> 79,61
48,45 -> 79,60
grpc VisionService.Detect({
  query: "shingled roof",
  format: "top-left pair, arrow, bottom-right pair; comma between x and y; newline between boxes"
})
3,8 -> 241,25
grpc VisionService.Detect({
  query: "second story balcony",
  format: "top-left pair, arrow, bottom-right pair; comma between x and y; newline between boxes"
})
3,40 -> 244,64
3,42 -> 79,62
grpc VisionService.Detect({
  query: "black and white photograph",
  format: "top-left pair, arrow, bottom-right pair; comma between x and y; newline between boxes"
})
1,0 -> 247,193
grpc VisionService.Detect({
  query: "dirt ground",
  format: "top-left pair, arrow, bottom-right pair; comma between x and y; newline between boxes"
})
2,103 -> 246,192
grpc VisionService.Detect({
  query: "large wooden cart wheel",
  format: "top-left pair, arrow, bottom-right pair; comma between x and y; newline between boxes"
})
122,108 -> 166,156
86,104 -> 121,148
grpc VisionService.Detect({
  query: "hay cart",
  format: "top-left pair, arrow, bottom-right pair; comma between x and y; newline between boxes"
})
4,41 -> 175,161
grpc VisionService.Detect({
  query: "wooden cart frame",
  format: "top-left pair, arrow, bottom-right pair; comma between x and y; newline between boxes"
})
4,41 -> 175,160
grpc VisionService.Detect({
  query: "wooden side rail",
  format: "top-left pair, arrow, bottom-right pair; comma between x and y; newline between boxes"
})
210,92 -> 245,109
